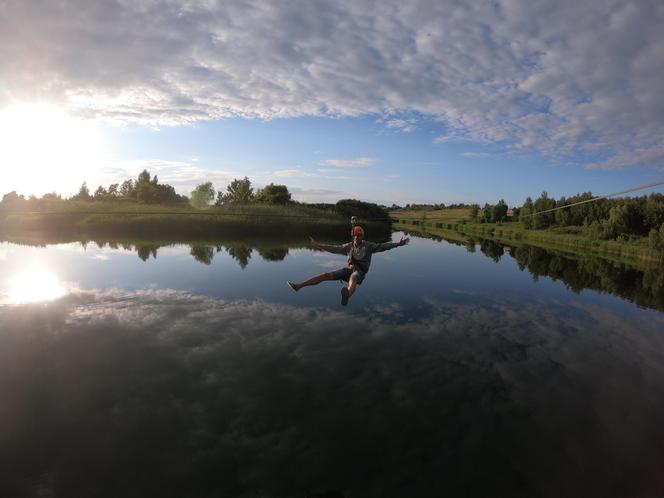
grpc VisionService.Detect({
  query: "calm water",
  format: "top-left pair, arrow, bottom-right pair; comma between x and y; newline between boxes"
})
1,232 -> 663,498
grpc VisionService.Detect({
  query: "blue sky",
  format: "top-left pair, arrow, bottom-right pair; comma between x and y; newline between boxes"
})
1,0 -> 663,206
101,115 -> 662,206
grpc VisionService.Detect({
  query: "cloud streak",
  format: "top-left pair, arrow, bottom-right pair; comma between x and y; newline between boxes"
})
319,156 -> 377,168
1,0 -> 663,168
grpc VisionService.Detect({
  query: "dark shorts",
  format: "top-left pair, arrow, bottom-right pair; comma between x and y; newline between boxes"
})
330,267 -> 366,285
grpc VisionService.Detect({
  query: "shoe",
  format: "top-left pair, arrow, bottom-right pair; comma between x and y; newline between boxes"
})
340,287 -> 349,306
287,281 -> 299,292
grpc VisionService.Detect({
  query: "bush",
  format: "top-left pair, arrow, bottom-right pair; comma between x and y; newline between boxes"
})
334,199 -> 390,222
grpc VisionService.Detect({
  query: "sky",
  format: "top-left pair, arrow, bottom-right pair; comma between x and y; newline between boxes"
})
1,0 -> 663,206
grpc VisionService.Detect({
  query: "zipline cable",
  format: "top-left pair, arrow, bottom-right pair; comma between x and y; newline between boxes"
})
519,179 -> 664,219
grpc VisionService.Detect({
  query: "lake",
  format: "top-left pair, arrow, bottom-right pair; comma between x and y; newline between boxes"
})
1,231 -> 663,498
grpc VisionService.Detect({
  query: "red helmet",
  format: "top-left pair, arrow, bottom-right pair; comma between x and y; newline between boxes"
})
352,226 -> 364,237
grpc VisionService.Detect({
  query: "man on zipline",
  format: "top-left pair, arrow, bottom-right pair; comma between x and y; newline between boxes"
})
287,226 -> 410,305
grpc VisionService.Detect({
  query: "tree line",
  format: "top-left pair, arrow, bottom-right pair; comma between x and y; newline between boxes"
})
0,170 -> 391,222
0,170 -> 294,208
474,190 -> 664,249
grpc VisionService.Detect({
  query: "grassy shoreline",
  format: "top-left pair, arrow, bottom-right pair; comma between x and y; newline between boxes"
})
390,205 -> 662,264
0,202 -> 392,240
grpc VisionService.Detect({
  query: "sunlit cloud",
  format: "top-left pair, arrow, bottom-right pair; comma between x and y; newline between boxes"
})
1,0 -> 663,169
96,159 -> 241,195
320,157 -> 377,168
273,169 -> 316,178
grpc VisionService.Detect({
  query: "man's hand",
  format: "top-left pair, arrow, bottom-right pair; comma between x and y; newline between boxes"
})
398,236 -> 410,246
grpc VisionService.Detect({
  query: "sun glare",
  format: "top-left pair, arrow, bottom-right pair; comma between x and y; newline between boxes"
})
4,266 -> 69,304
0,103 -> 108,196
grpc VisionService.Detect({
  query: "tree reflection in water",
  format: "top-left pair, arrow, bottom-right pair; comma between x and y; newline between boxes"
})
474,239 -> 664,311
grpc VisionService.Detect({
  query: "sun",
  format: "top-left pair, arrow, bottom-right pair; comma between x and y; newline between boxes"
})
0,103 -> 108,196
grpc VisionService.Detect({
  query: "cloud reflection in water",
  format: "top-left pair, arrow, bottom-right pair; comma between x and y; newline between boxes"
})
1,289 -> 663,497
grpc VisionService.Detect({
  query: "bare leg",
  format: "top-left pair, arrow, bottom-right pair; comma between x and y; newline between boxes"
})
347,274 -> 359,298
290,272 -> 334,291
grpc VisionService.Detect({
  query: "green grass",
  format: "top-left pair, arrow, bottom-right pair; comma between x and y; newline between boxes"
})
389,204 -> 662,264
389,207 -> 472,224
452,221 -> 662,264
0,201 -> 391,240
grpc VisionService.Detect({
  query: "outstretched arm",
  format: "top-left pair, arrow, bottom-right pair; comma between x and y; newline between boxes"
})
309,237 -> 350,255
371,236 -> 410,253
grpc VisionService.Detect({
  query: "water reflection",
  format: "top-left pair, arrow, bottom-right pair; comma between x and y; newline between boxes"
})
500,241 -> 664,311
2,266 -> 68,304
3,231 -> 664,312
405,229 -> 664,312
0,289 -> 662,497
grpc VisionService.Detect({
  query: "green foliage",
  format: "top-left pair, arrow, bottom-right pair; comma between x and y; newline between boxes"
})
1,191 -> 24,205
94,186 -> 108,200
189,245 -> 215,265
138,169 -> 151,184
191,182 -> 216,209
72,182 -> 91,201
255,183 -> 291,204
334,199 -> 390,221
649,223 -> 664,251
532,191 -> 555,229
136,182 -> 159,204
520,197 -> 534,229
215,177 -> 254,205
492,199 -> 508,223
516,190 -> 664,244
508,244 -> 664,310
481,203 -> 492,223
120,180 -> 135,200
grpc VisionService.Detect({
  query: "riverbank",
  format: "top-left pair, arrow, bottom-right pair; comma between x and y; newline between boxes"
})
395,219 -> 662,264
0,202 -> 392,240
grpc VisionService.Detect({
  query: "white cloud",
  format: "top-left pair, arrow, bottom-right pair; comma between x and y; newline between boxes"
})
1,0 -> 663,168
273,169 -> 315,177
288,186 -> 346,203
385,118 -> 417,133
319,156 -> 377,168
461,152 -> 490,158
97,159 -> 240,194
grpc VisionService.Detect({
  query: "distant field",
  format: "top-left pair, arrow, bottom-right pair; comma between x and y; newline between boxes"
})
389,208 -> 472,223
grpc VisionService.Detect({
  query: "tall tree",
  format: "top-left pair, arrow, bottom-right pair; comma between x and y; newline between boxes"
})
492,199 -> 508,223
137,169 -> 151,184
72,182 -> 91,201
520,197 -> 534,229
93,186 -> 108,201
217,177 -> 254,205
120,180 -> 135,199
191,182 -> 216,208
254,183 -> 291,204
